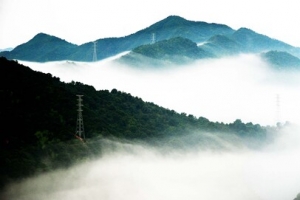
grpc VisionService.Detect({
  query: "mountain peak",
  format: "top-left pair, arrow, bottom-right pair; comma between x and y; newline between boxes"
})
234,27 -> 257,36
8,32 -> 78,62
35,32 -> 51,37
164,15 -> 187,21
151,15 -> 193,28
31,32 -> 63,42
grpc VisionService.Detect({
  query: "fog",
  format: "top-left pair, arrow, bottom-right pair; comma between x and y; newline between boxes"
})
20,53 -> 300,125
2,125 -> 300,200
4,54 -> 299,200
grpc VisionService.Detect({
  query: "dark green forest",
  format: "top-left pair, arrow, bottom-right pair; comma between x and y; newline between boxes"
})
0,57 -> 278,188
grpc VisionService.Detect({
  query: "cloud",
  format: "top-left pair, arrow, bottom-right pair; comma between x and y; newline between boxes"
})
2,125 -> 300,200
20,53 -> 300,126
8,55 -> 300,200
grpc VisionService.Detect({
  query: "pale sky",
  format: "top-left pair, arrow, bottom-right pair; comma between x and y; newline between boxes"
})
0,0 -> 299,49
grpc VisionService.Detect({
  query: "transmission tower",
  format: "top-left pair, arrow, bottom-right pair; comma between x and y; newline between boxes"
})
93,41 -> 97,62
276,94 -> 281,125
151,33 -> 156,44
76,95 -> 85,139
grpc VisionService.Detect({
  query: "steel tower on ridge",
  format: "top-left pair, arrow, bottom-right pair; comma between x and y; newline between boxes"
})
76,95 -> 85,139
93,41 -> 97,62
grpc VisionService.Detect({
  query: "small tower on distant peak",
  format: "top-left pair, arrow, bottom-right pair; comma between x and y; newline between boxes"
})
276,94 -> 281,126
151,33 -> 156,44
93,41 -> 97,62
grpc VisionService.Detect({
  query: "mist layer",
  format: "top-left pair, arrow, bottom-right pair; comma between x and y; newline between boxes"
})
21,53 -> 300,125
1,126 -> 300,200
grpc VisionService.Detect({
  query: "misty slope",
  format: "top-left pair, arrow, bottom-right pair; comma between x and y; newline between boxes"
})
0,57 -> 270,145
231,28 -> 296,54
121,27 -> 300,68
261,50 -> 300,69
118,37 -> 214,66
0,57 -> 276,187
295,194 -> 300,200
200,34 -> 243,56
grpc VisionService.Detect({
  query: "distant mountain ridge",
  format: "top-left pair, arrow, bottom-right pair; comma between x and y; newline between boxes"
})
1,15 -> 300,67
231,28 -> 295,53
0,16 -> 234,62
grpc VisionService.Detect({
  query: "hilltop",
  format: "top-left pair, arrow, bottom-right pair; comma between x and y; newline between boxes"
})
1,33 -> 78,62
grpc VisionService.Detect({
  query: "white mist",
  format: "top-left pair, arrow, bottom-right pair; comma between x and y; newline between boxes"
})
2,126 -> 300,200
6,54 -> 299,200
21,53 -> 300,126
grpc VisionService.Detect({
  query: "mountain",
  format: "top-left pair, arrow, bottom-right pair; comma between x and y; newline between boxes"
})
68,16 -> 235,61
261,50 -> 300,69
0,16 -> 234,62
0,33 -> 78,62
1,15 -> 300,64
118,29 -> 300,67
137,15 -> 234,43
118,37 -> 214,66
0,57 -> 273,187
231,28 -> 296,54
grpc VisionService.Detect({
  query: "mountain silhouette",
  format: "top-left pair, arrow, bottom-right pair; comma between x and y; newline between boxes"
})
0,16 -> 233,62
1,33 -> 77,62
1,15 -> 300,67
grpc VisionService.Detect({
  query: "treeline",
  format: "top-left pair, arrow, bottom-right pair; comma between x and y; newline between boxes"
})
0,57 -> 275,188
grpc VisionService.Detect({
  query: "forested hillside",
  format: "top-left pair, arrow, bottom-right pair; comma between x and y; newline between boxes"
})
119,37 -> 213,66
0,57 -> 276,188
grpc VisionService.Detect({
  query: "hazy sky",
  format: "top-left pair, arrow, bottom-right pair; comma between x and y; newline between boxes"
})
0,0 -> 300,49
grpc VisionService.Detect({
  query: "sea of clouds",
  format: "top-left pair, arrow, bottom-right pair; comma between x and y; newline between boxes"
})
2,53 -> 299,200
20,53 -> 300,126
